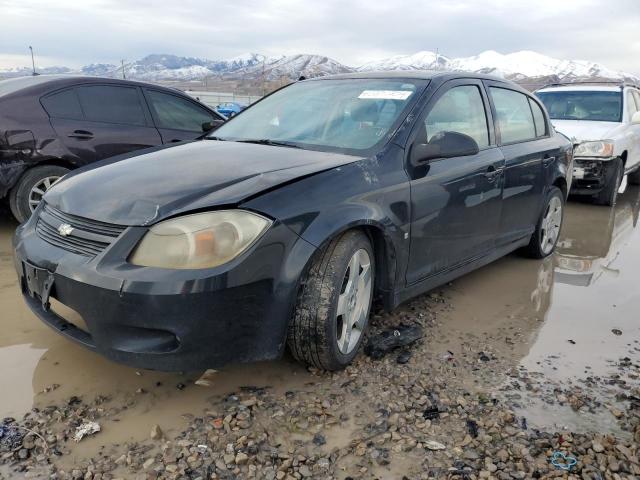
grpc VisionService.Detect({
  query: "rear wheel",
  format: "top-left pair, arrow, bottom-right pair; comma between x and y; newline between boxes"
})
9,165 -> 69,223
287,230 -> 374,370
593,158 -> 623,206
523,186 -> 564,259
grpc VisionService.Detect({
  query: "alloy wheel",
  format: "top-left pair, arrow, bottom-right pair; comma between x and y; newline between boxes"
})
540,196 -> 562,254
28,176 -> 62,213
336,248 -> 372,354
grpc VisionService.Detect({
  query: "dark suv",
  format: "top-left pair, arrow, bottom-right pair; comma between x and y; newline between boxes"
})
0,76 -> 225,222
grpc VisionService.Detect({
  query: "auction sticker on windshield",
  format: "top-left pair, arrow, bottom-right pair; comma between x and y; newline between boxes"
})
358,90 -> 413,100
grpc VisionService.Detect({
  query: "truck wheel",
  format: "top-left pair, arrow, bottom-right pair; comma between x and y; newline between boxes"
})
523,186 -> 564,259
9,165 -> 69,223
628,168 -> 640,185
287,230 -> 374,370
593,158 -> 623,206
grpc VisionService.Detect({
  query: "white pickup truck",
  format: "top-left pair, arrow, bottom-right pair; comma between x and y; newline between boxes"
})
536,83 -> 640,206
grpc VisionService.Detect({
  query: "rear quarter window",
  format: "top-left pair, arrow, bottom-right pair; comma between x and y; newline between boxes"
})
529,98 -> 548,137
41,89 -> 84,120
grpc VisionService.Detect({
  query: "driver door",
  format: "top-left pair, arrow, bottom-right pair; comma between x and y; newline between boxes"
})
406,79 -> 505,285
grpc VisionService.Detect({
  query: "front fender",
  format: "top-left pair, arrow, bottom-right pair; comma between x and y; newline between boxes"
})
243,148 -> 411,301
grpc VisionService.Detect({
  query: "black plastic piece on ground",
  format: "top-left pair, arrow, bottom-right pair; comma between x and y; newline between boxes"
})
364,325 -> 423,360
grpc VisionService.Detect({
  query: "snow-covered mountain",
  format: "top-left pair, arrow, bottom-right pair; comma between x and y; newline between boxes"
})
231,54 -> 353,81
358,50 -> 637,83
0,50 -> 636,84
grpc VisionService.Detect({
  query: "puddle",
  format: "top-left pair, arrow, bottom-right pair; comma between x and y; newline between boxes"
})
1,188 -> 639,464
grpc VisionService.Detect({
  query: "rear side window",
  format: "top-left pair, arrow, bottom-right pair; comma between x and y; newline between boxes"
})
529,99 -> 547,137
41,89 -> 83,120
145,90 -> 213,132
424,85 -> 489,148
76,85 -> 146,126
626,91 -> 638,119
632,91 -> 640,115
490,87 -> 536,144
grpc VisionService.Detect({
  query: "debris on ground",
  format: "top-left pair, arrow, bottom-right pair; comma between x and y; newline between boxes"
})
364,324 -> 423,359
73,421 -> 100,442
194,368 -> 218,387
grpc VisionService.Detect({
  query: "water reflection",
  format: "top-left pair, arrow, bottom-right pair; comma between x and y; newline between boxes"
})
555,187 -> 640,286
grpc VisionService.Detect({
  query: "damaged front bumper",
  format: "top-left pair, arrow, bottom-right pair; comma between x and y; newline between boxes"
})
13,204 -> 316,371
569,157 -> 618,195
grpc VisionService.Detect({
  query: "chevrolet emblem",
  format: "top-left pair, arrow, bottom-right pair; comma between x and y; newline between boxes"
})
57,223 -> 74,237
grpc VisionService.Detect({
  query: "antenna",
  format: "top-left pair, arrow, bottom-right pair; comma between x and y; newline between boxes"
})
28,46 -> 38,76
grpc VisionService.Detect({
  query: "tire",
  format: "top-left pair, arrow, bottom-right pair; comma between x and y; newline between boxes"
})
9,165 -> 69,223
628,168 -> 640,186
287,230 -> 375,370
523,186 -> 564,259
593,158 -> 623,206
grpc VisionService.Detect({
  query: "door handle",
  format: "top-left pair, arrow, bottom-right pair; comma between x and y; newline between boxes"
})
484,166 -> 504,180
169,139 -> 182,143
68,130 -> 94,139
543,155 -> 555,166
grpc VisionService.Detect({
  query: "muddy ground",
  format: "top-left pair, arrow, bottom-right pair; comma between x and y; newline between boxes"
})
0,189 -> 639,479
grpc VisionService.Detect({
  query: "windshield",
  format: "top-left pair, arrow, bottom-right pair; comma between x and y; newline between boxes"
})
209,78 -> 425,154
536,90 -> 622,122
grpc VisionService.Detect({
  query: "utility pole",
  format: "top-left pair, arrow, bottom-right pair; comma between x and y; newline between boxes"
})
261,56 -> 266,96
29,46 -> 37,76
121,59 -> 126,79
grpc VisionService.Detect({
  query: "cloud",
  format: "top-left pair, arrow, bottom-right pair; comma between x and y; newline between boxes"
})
1,0 -> 639,74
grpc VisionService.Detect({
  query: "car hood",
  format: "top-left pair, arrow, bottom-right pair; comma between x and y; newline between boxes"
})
45,140 -> 363,226
550,119 -> 623,143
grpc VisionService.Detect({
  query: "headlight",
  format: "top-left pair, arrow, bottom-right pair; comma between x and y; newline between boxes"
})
129,210 -> 272,269
574,141 -> 614,158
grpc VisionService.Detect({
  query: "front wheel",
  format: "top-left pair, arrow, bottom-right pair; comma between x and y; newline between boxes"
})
593,158 -> 623,206
523,186 -> 564,259
287,230 -> 374,370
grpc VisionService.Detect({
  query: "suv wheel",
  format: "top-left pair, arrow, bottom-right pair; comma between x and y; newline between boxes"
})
287,230 -> 374,370
628,168 -> 640,185
593,158 -> 623,206
523,186 -> 564,259
9,165 -> 69,223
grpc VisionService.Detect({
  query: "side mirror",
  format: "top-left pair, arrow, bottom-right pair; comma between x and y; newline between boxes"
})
410,131 -> 480,164
632,111 -> 640,125
202,119 -> 225,132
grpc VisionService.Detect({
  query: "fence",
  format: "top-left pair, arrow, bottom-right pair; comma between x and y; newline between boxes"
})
184,91 -> 262,108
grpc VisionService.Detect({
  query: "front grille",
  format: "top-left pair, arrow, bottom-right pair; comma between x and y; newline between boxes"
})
36,204 -> 127,257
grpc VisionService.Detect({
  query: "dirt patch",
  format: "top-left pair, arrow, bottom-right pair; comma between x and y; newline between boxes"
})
1,188 -> 640,479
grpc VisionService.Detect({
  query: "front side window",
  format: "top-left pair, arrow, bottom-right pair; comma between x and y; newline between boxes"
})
490,87 -> 536,144
210,79 -> 426,154
424,85 -> 489,148
146,90 -> 214,131
41,89 -> 83,120
76,85 -> 146,126
536,90 -> 622,122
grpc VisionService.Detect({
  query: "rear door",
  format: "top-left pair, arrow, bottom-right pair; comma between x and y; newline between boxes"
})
406,79 -> 505,284
143,89 -> 224,143
44,84 -> 162,164
486,83 -> 552,246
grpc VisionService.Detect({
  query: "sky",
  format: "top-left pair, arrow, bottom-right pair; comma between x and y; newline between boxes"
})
1,0 -> 640,75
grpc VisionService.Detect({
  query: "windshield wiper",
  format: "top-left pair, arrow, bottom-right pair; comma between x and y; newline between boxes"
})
235,139 -> 301,149
206,136 -> 227,141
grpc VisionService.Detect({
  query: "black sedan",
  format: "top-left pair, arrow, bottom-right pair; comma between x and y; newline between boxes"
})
13,71 -> 572,371
0,75 -> 225,222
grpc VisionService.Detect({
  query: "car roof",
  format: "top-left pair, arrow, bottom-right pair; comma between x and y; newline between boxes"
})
312,69 -> 517,84
0,74 -> 187,98
537,85 -> 623,93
